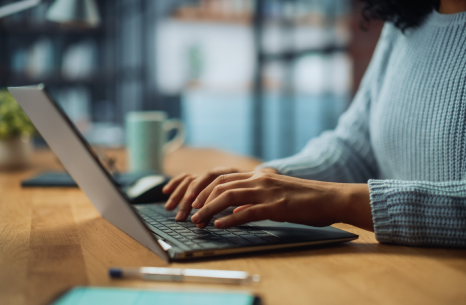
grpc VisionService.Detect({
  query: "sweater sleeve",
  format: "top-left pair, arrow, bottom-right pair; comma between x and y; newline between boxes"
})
257,94 -> 377,183
369,179 -> 466,247
258,25 -> 396,183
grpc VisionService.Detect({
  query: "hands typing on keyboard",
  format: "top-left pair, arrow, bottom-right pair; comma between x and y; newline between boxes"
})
136,204 -> 281,251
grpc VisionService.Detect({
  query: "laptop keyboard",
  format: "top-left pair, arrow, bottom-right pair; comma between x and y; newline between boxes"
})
135,204 -> 281,251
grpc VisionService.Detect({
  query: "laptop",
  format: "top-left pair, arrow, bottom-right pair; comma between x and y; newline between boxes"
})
9,84 -> 358,262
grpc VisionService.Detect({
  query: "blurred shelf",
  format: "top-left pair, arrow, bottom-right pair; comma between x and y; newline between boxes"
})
1,72 -> 114,87
0,22 -> 107,35
261,45 -> 348,62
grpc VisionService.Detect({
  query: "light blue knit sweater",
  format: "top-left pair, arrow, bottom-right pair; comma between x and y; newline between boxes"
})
260,10 -> 466,247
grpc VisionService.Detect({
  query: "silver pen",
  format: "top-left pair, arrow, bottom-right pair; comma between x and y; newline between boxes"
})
109,267 -> 260,285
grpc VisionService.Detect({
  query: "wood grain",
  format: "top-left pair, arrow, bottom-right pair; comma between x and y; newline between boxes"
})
0,147 -> 465,305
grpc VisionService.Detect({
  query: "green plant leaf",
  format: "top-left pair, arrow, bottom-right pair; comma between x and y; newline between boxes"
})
0,88 -> 36,140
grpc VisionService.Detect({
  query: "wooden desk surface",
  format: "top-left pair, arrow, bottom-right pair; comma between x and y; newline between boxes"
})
1,147 -> 465,305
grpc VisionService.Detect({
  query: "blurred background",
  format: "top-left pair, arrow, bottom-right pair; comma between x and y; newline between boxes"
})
0,0 -> 382,161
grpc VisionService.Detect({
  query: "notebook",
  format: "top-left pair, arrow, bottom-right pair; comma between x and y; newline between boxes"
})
51,287 -> 261,305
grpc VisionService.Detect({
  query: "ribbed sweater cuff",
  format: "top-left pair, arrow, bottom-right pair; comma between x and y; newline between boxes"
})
368,179 -> 392,243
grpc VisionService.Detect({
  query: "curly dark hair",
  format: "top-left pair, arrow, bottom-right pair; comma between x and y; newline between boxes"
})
360,0 -> 440,31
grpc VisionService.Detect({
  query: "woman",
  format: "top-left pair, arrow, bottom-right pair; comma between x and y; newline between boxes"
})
162,0 -> 466,247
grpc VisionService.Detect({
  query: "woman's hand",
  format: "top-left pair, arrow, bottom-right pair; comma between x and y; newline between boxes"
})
162,167 -> 278,221
162,167 -> 240,221
190,171 -> 373,231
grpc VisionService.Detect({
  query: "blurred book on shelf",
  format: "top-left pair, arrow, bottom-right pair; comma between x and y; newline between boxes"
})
173,0 -> 253,23
10,37 -> 55,79
62,39 -> 97,80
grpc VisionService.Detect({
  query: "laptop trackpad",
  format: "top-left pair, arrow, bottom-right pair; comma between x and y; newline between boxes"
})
245,220 -> 351,241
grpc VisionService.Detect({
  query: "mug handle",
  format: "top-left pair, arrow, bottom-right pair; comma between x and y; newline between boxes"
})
163,119 -> 185,154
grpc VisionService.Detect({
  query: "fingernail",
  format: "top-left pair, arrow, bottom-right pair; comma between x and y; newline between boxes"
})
191,213 -> 200,223
176,211 -> 187,221
192,199 -> 199,209
214,219 -> 224,228
164,201 -> 172,209
197,221 -> 208,229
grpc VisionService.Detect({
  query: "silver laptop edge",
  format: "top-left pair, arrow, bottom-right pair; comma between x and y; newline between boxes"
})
9,84 -> 169,262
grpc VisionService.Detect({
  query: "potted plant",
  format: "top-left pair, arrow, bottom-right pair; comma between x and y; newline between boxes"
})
0,89 -> 35,169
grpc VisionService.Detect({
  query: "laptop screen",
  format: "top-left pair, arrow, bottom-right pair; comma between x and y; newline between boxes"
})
8,84 -> 168,262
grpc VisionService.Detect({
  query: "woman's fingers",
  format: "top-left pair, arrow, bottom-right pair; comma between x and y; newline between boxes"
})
162,173 -> 190,194
192,172 -> 254,209
165,176 -> 194,211
214,203 -> 272,228
191,188 -> 261,224
176,197 -> 194,221
195,204 -> 253,229
184,171 -> 223,202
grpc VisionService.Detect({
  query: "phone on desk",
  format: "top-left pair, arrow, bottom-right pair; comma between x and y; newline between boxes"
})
51,287 -> 262,305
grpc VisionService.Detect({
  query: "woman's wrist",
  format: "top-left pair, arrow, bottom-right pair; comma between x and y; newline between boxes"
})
339,183 -> 374,232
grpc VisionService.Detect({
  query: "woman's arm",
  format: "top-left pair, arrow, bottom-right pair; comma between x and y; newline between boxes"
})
190,172 -> 466,248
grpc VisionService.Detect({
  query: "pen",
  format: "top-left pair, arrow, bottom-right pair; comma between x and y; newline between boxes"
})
109,267 -> 260,285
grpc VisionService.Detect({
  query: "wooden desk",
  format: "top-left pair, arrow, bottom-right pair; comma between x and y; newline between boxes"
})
1,147 -> 465,305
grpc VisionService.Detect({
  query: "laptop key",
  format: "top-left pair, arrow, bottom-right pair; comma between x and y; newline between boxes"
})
226,229 -> 243,233
180,222 -> 196,226
191,229 -> 206,233
234,232 -> 252,236
207,228 -> 225,232
219,234 -> 237,238
193,236 -> 220,242
216,231 -> 233,235
181,233 -> 197,237
173,228 -> 190,232
165,224 -> 182,228
196,230 -> 213,234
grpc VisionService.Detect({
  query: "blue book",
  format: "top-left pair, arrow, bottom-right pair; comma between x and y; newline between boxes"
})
52,287 -> 261,305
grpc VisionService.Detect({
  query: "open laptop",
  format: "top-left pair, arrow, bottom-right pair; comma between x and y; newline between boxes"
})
9,84 -> 358,262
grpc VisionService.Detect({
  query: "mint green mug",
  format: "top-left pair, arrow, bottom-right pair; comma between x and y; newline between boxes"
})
126,111 -> 184,173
